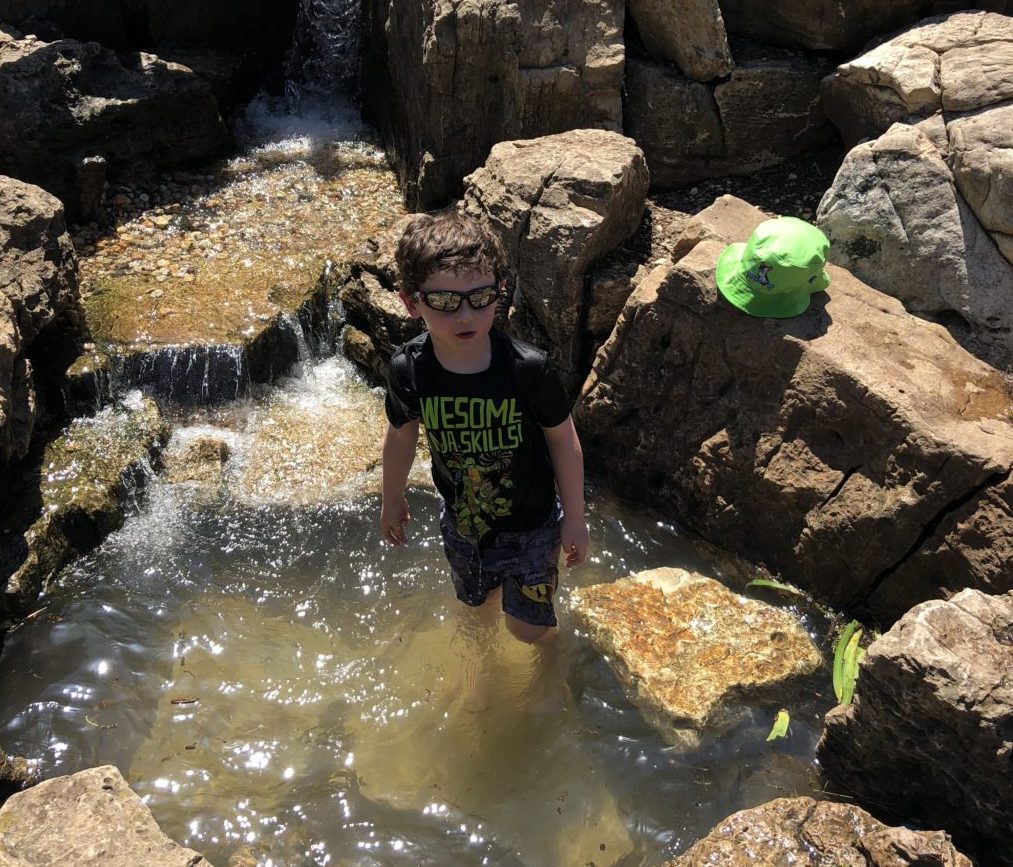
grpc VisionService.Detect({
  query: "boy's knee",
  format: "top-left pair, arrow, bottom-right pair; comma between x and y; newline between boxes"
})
505,615 -> 553,644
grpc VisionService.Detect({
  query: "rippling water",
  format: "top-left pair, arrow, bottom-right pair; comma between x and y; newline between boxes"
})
0,355 -> 836,867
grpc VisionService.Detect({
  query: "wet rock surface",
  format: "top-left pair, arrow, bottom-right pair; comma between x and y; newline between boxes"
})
665,796 -> 973,865
0,395 -> 167,618
576,195 -> 1013,623
0,764 -> 211,866
0,176 -> 83,468
571,567 -> 822,746
818,589 -> 1013,867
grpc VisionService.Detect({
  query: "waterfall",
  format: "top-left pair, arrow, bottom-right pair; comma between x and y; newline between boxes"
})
113,345 -> 250,405
285,0 -> 363,104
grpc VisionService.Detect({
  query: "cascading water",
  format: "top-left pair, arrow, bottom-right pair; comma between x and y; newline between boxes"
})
285,0 -> 363,105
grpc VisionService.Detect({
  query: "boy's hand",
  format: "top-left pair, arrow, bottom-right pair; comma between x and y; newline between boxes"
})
380,496 -> 411,545
560,514 -> 590,568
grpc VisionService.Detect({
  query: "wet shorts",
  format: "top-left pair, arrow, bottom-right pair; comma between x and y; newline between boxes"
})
439,502 -> 562,627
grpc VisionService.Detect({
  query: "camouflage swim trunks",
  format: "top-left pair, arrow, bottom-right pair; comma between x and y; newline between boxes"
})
439,501 -> 562,627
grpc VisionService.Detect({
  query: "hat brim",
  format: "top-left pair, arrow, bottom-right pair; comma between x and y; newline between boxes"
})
715,243 -> 829,319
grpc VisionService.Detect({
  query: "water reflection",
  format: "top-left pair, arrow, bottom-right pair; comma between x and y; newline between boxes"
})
0,361 -> 834,866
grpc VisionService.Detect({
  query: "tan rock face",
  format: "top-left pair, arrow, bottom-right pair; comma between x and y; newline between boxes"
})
626,0 -> 733,81
463,129 -> 649,391
818,589 -> 1013,867
665,796 -> 973,866
0,765 -> 211,866
576,195 -> 1013,623
571,568 -> 821,745
361,0 -> 624,209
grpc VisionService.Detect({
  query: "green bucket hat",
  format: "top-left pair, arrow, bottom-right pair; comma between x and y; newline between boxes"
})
715,217 -> 831,318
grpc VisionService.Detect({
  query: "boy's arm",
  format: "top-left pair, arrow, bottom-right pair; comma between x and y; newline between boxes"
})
542,415 -> 590,567
380,419 -> 420,545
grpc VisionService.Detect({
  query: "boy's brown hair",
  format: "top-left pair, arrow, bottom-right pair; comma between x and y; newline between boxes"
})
395,211 -> 507,290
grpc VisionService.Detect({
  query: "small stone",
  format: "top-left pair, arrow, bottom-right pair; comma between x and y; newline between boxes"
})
153,215 -> 172,229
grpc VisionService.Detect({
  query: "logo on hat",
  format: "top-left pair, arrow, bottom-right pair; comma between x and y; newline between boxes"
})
715,217 -> 831,318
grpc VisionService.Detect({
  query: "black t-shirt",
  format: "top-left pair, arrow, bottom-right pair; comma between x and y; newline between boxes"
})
385,329 -> 571,541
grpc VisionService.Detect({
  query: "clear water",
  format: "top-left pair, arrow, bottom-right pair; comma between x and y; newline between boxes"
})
0,355 -> 836,867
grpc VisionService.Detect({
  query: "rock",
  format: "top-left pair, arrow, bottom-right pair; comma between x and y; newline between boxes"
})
627,0 -> 733,81
0,26 -> 229,220
719,0 -> 1013,52
571,568 -> 821,746
817,122 -> 1013,369
624,47 -> 835,190
0,748 -> 36,800
665,796 -> 973,865
361,0 -> 624,209
0,177 -> 82,468
575,195 -> 1013,623
0,764 -> 212,866
0,394 -> 168,617
949,103 -> 1013,247
462,129 -> 649,392
821,11 -> 1013,148
817,589 -> 1013,867
163,435 -> 230,486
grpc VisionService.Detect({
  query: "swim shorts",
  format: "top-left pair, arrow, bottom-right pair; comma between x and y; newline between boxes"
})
439,502 -> 562,627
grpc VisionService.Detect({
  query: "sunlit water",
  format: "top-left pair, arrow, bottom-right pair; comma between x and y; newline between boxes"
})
0,353 -> 837,867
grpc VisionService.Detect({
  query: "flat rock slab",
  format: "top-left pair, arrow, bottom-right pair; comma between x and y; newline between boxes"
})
0,765 -> 211,866
818,589 -> 1013,867
571,567 -> 821,746
666,796 -> 972,865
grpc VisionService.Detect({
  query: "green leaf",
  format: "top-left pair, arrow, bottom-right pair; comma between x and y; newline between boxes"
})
832,620 -> 861,702
766,709 -> 790,741
746,578 -> 806,597
840,628 -> 863,706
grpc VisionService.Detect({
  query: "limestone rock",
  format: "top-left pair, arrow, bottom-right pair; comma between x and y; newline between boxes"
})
462,129 -> 649,392
571,568 -> 822,745
163,435 -> 230,486
822,11 -> 1013,147
719,0 -> 1012,52
0,26 -> 228,220
575,195 -> 1013,623
1,395 -> 168,617
949,103 -> 1013,242
818,590 -> 1013,867
625,47 -> 834,190
816,122 -> 1013,368
361,0 -> 624,209
0,176 -> 82,467
0,765 -> 211,866
627,0 -> 733,81
665,796 -> 972,866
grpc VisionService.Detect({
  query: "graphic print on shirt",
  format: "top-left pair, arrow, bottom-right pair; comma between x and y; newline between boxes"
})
420,395 -> 524,538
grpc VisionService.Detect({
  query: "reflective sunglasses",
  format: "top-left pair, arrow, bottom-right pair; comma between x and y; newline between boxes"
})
415,284 -> 499,313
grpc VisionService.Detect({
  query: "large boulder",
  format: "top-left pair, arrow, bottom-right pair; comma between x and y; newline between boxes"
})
571,568 -> 822,746
818,589 -> 1013,867
625,45 -> 835,190
0,26 -> 229,220
718,0 -> 1011,52
575,195 -> 1013,623
462,129 -> 649,393
818,12 -> 1013,368
361,0 -> 625,210
0,765 -> 211,866
665,797 -> 972,866
626,0 -> 733,81
0,177 -> 82,468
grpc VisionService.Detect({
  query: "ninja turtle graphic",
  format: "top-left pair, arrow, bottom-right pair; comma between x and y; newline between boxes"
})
746,263 -> 774,291
445,451 -> 514,538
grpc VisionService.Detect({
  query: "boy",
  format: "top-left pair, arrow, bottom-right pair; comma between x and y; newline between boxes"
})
380,212 -> 589,643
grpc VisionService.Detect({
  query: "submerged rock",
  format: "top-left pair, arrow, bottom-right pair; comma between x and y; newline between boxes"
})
666,796 -> 972,865
571,567 -> 821,746
818,589 -> 1013,867
576,195 -> 1013,623
0,764 -> 212,866
0,395 -> 168,617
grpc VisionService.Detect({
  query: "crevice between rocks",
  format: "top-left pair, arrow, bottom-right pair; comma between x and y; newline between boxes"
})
819,465 -> 860,509
851,467 -> 1011,612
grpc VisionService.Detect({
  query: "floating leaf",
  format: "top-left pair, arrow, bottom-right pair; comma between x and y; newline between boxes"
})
766,709 -> 790,741
840,628 -> 863,706
832,620 -> 861,702
746,578 -> 805,597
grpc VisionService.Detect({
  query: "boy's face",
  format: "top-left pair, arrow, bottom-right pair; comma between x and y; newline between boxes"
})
399,267 -> 501,353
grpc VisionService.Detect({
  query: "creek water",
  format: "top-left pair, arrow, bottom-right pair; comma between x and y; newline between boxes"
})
1,57 -> 838,867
